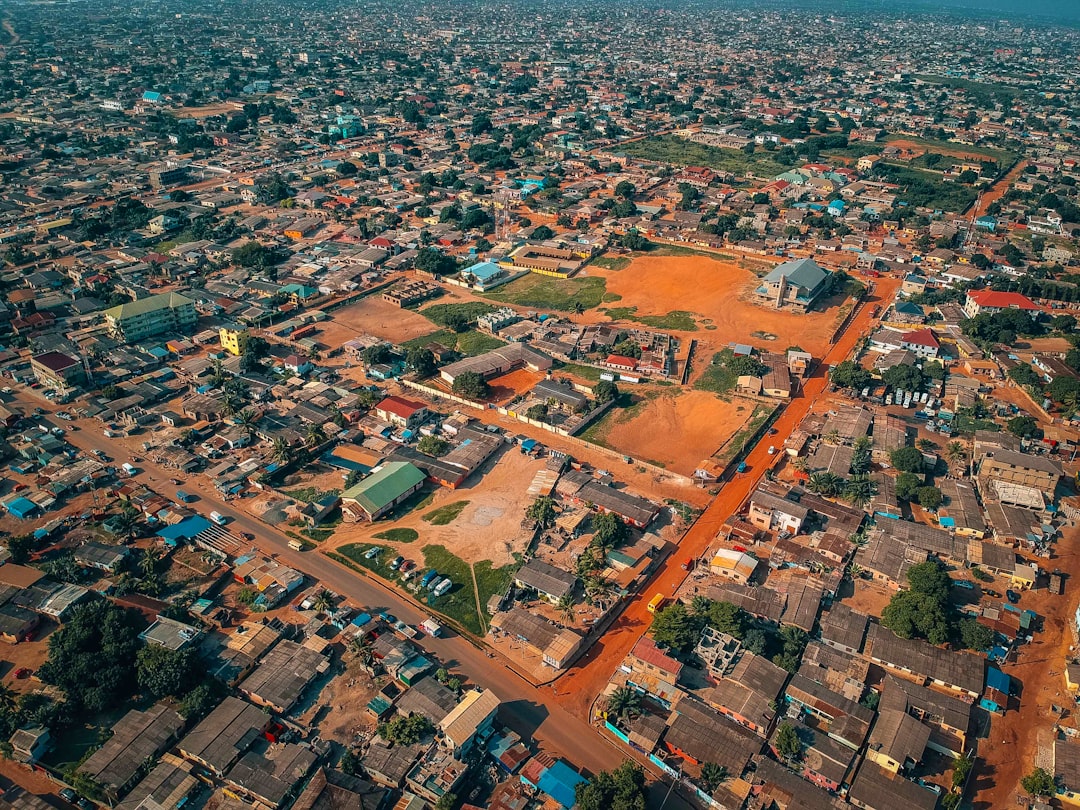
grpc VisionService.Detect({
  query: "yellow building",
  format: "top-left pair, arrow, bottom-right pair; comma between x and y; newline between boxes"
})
219,327 -> 249,356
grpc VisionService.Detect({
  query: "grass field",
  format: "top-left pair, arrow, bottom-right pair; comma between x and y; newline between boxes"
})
911,75 -> 1019,108
716,404 -> 776,463
877,164 -> 979,212
372,527 -> 419,543
693,349 -> 742,396
284,487 -> 341,503
421,302 -> 498,329
603,306 -> 698,331
483,273 -> 619,311
554,362 -> 602,382
884,134 -> 1015,163
590,255 -> 631,271
619,135 -> 787,178
399,328 -> 505,356
421,500 -> 469,526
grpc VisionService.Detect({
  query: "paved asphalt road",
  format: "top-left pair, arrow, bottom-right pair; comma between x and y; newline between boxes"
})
22,391 -> 695,807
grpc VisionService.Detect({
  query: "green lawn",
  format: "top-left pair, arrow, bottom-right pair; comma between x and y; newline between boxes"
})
554,362 -> 602,382
877,164 -> 979,212
693,349 -> 741,396
473,559 -> 515,618
421,500 -> 469,526
619,135 -> 787,178
590,255 -> 631,271
372,527 -> 419,543
284,487 -> 341,504
333,544 -> 398,580
420,302 -> 498,329
399,328 -> 505,357
483,273 -> 619,311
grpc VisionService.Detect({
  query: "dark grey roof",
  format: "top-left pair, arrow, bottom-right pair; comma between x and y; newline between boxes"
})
514,559 -> 577,600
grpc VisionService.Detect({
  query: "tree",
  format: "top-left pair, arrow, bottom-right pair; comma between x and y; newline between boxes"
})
406,347 -> 437,378
882,590 -> 950,645
592,511 -> 628,550
378,714 -> 433,745
1053,314 -> 1077,333
5,534 -> 34,565
908,560 -> 952,601
831,360 -> 872,391
890,446 -> 925,473
1007,415 -> 1040,439
895,471 -> 922,500
361,344 -> 393,366
417,435 -> 451,457
526,403 -> 549,421
451,371 -> 489,399
773,722 -> 802,761
531,225 -> 555,241
414,247 -> 457,276
958,617 -> 995,651
882,363 -> 925,392
575,762 -> 647,810
526,496 -> 556,529
305,422 -> 327,448
556,592 -> 576,625
1009,364 -> 1043,389
434,793 -> 457,810
1021,767 -> 1056,797
699,763 -> 729,794
650,603 -> 700,653
594,379 -> 619,403
916,485 -> 943,510
951,754 -> 974,788
706,601 -> 747,638
807,472 -> 844,497
614,180 -> 636,199
38,600 -> 142,711
772,626 -> 808,673
272,436 -> 293,466
605,685 -> 641,720
843,474 -> 878,508
136,645 -> 197,698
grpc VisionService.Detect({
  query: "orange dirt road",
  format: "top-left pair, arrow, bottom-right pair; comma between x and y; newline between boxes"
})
970,159 -> 1029,218
549,275 -> 900,715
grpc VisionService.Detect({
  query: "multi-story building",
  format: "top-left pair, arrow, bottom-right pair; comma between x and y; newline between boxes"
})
104,293 -> 198,342
30,351 -> 84,391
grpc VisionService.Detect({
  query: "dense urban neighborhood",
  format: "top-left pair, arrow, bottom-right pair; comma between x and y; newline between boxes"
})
0,0 -> 1079,809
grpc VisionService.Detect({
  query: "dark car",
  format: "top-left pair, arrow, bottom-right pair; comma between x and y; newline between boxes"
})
982,588 -> 1001,598
1006,589 -> 1021,604
59,790 -> 78,803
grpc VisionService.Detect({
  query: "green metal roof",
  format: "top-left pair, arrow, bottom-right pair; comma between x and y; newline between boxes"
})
342,461 -> 426,514
103,291 -> 193,320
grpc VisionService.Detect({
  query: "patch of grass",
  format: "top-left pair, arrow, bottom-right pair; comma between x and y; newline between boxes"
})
333,544 -> 397,579
619,135 -> 787,178
372,527 -> 419,543
400,330 -> 456,352
876,163 -> 979,213
421,302 -> 498,329
152,228 -> 194,253
645,243 -> 716,259
421,500 -> 469,526
484,273 -> 619,311
419,545 -> 481,634
381,487 -> 436,521
694,348 -> 740,396
555,362 -> 602,382
590,255 -> 631,271
474,560 -> 515,612
284,487 -> 341,504
576,407 -> 617,448
716,404 -> 776,463
454,330 -> 505,355
603,306 -> 638,320
301,527 -> 334,543
602,305 -> 697,331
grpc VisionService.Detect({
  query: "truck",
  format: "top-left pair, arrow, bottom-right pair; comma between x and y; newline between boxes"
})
432,577 -> 453,597
176,490 -> 194,503
420,569 -> 439,588
288,539 -> 304,551
121,462 -> 137,476
648,592 -> 671,613
209,511 -> 228,526
421,617 -> 442,637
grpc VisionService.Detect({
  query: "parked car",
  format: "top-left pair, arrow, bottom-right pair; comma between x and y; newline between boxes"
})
982,588 -> 1001,598
13,667 -> 32,679
400,560 -> 415,572
389,555 -> 404,570
364,546 -> 381,560
60,790 -> 78,803
1006,589 -> 1021,604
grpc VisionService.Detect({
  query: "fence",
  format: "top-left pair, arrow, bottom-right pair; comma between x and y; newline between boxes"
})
400,379 -> 487,412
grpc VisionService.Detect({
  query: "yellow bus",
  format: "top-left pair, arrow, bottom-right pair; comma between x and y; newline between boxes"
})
647,593 -> 669,613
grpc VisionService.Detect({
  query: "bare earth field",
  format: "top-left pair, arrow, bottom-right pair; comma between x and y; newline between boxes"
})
589,254 -> 840,356
488,368 -> 545,403
322,295 -> 438,346
330,450 -> 545,567
586,390 -> 753,475
173,102 -> 243,118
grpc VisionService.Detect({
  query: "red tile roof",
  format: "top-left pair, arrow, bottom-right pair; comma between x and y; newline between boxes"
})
376,395 -> 425,419
967,290 -> 1039,311
630,635 -> 683,677
901,328 -> 940,348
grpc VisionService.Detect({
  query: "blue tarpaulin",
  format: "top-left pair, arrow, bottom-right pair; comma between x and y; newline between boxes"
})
157,515 -> 212,541
987,666 -> 1011,694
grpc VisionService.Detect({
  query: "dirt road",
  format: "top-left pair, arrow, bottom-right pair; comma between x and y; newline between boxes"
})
549,276 -> 900,715
969,159 -> 1029,218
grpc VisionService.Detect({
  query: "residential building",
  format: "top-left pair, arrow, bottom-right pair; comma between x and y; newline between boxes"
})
177,697 -> 270,776
104,292 -> 198,342
513,559 -> 577,603
374,396 -> 429,429
963,289 -> 1040,318
754,257 -> 832,312
219,327 -> 249,356
78,705 -> 186,801
438,688 -> 500,757
30,351 -> 85,391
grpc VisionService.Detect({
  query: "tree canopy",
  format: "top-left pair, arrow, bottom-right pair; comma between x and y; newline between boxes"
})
451,370 -> 489,399
575,761 -> 648,810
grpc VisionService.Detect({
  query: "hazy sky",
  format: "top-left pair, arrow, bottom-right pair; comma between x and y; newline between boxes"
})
772,0 -> 1080,24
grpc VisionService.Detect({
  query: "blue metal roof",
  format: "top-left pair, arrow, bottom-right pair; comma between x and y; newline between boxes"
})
986,666 -> 1010,693
157,515 -> 212,540
536,760 -> 587,809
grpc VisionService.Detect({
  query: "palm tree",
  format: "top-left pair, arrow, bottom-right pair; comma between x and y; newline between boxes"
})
605,685 -> 641,721
846,561 -> 864,580
946,441 -> 967,474
823,429 -> 841,446
0,684 -> 17,717
556,593 -> 576,626
311,589 -> 335,614
842,474 -> 878,508
807,472 -> 843,497
113,508 -> 140,540
273,437 -> 293,466
305,422 -> 327,448
584,575 -> 617,610
236,408 -> 258,438
700,763 -> 730,794
791,456 -> 810,474
139,547 -> 161,578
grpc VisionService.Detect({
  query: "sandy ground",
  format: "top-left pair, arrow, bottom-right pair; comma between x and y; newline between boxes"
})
1016,336 -> 1073,355
330,449 -> 545,567
970,528 -> 1080,809
885,137 -> 1003,163
590,390 -> 754,475
972,160 -> 1029,217
588,254 -> 841,357
488,368 -> 545,403
173,102 -> 243,119
322,295 -> 438,346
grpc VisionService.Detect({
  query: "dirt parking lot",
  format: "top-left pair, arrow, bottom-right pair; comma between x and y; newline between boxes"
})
321,295 -> 439,347
329,449 -> 546,567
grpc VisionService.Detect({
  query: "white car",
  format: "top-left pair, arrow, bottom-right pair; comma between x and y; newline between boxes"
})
364,546 -> 381,560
